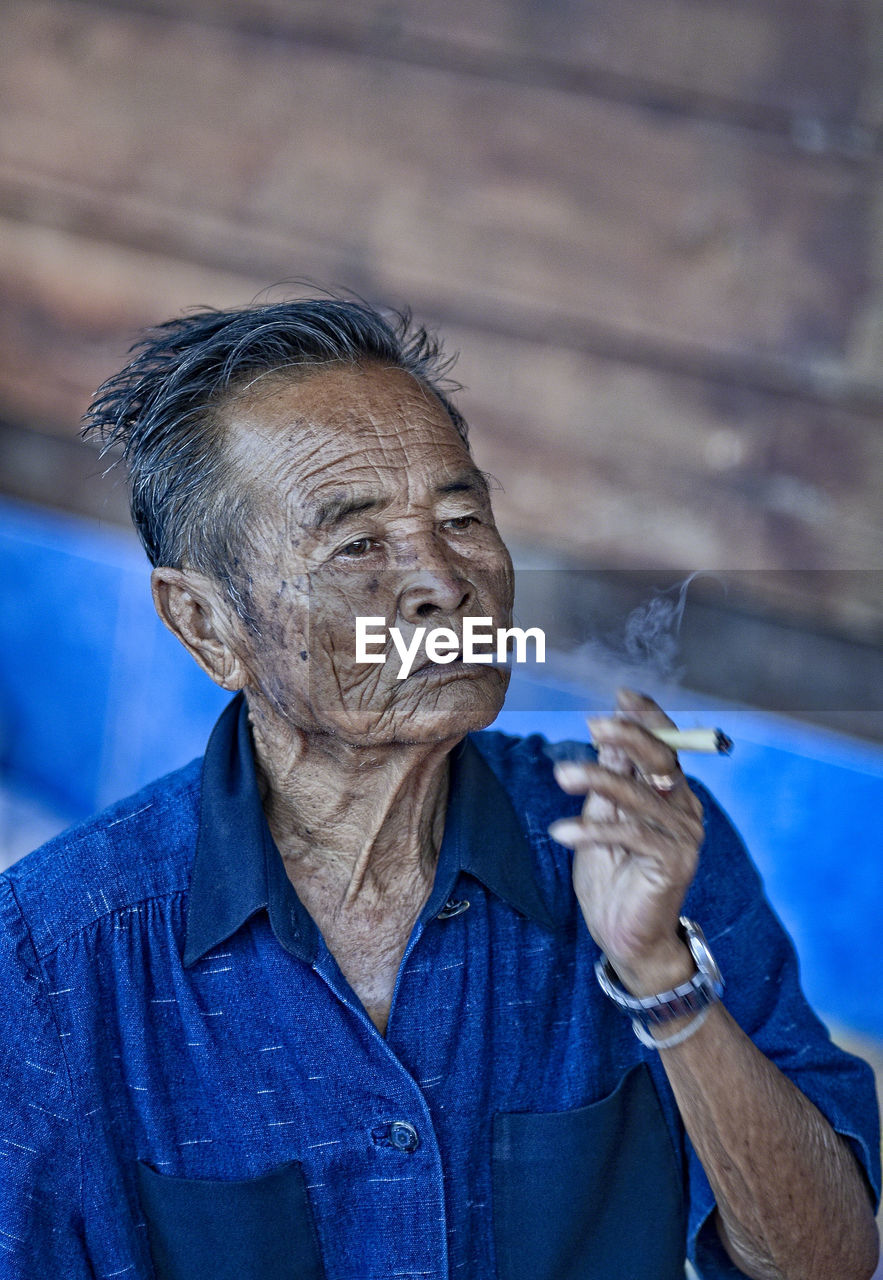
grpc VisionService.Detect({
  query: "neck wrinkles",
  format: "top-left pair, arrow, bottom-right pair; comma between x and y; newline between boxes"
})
247,700 -> 455,909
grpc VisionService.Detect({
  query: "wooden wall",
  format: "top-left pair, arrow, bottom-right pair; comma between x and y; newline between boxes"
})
1,0 -> 881,721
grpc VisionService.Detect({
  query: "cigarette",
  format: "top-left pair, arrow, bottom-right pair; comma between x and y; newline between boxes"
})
649,727 -> 733,755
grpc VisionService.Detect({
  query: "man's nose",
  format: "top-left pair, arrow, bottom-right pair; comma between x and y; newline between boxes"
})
397,563 -> 473,624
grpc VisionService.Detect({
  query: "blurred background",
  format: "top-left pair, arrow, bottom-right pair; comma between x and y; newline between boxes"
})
1,0 -> 881,1235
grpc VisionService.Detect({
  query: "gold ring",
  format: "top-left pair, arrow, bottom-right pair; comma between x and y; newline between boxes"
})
644,771 -> 682,794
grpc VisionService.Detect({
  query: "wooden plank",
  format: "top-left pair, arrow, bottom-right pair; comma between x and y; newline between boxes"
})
0,214 -> 269,433
105,0 -> 876,134
447,323 -> 883,638
0,1 -> 874,377
0,420 -> 131,528
0,219 -> 879,641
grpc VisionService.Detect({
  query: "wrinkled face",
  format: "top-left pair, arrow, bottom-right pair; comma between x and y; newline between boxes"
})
222,362 -> 514,745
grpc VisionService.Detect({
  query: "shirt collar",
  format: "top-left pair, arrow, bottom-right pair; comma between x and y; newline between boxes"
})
427,736 -> 556,931
184,694 -> 554,967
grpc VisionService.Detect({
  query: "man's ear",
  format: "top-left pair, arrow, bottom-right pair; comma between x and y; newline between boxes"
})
151,567 -> 249,691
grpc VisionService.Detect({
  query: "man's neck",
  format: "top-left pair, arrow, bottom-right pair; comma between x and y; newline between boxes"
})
246,699 -> 455,913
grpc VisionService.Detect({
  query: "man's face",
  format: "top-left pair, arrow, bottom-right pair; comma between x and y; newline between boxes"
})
222,362 -> 514,746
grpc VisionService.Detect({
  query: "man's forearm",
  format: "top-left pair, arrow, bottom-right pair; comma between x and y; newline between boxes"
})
657,1002 -> 879,1280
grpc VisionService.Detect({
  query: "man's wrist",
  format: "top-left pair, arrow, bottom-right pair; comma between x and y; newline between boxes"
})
606,937 -> 696,999
595,918 -> 725,1037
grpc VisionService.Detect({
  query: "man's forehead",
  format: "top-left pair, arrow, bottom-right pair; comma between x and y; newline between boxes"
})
221,361 -> 478,517
224,360 -> 449,434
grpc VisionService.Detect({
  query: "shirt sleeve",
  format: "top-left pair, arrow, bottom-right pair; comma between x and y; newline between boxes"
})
681,782 -> 882,1277
0,879 -> 93,1278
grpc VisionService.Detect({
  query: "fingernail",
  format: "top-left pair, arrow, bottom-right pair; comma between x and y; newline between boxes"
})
586,717 -> 614,745
553,761 -> 585,786
618,687 -> 650,707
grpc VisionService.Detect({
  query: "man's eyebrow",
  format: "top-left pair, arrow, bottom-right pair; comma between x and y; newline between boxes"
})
436,469 -> 491,498
308,494 -> 385,531
307,470 -> 490,530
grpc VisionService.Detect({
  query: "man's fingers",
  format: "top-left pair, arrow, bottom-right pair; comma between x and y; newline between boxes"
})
555,759 -> 694,816
614,687 -> 678,729
586,718 -> 680,776
554,757 -> 679,799
549,816 -> 688,856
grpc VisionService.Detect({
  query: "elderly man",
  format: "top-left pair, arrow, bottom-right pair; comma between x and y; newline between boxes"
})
0,299 -> 878,1279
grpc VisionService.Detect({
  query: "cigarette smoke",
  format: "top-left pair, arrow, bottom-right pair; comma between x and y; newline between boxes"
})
622,573 -> 696,681
571,571 -> 722,696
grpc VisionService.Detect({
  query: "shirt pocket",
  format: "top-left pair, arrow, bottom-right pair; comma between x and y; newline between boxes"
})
492,1063 -> 686,1280
135,1158 -> 325,1280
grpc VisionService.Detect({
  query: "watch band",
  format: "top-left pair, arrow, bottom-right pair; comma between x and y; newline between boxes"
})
594,917 -> 724,1030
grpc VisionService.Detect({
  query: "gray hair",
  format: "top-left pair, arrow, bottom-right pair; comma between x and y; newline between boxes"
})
82,297 -> 469,625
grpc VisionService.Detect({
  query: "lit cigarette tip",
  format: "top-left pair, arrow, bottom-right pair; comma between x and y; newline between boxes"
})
650,727 -> 733,755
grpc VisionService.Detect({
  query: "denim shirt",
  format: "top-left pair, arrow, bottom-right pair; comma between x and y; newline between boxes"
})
0,695 -> 878,1280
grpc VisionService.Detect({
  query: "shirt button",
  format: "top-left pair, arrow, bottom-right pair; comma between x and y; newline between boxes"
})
437,898 -> 470,920
388,1121 -> 420,1153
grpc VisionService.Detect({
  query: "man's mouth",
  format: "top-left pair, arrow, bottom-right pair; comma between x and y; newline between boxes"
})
407,652 -> 508,679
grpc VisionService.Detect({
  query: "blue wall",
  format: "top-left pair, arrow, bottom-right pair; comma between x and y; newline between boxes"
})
2,498 -> 881,1039
0,498 -> 228,821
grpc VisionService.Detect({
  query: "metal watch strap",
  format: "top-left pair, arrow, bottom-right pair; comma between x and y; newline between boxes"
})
594,917 -> 724,1030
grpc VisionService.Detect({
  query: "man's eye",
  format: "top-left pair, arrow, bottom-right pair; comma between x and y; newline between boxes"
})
337,537 -> 376,558
444,515 -> 478,531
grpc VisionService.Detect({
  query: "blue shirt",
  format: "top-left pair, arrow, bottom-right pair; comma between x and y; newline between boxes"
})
0,695 -> 878,1280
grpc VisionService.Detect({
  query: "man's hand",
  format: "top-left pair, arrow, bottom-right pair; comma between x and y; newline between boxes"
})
548,688 -> 705,995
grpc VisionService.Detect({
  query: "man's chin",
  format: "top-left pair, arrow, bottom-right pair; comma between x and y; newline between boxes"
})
335,667 -> 510,747
403,663 -> 509,728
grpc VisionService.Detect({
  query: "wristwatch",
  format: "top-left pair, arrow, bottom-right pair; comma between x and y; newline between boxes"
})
594,917 -> 724,1031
